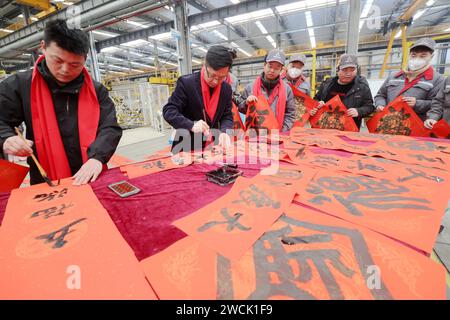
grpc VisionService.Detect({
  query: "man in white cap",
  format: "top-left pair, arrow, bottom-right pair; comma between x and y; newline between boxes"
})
374,37 -> 444,121
239,49 -> 296,131
284,53 -> 311,96
311,54 -> 374,129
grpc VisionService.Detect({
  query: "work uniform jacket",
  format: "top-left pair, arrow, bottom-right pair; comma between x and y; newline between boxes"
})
427,76 -> 450,124
238,76 -> 296,132
374,67 -> 444,121
284,75 -> 311,96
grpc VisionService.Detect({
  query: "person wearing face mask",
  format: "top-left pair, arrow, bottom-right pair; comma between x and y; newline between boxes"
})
238,49 -> 296,132
374,38 -> 444,121
284,53 -> 311,96
310,54 -> 374,129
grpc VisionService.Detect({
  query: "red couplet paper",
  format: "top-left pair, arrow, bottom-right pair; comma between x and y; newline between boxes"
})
0,159 -> 29,192
289,84 -> 319,128
310,95 -> 358,132
367,96 -> 428,137
429,119 -> 450,139
173,176 -> 295,261
245,95 -> 280,131
140,204 -> 446,299
294,170 -> 448,253
0,179 -> 157,299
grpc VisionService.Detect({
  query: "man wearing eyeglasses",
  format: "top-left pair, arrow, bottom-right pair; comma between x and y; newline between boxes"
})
163,45 -> 237,152
238,49 -> 296,132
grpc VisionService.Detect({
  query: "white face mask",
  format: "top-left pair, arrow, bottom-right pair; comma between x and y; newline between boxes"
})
288,67 -> 303,79
408,58 -> 428,71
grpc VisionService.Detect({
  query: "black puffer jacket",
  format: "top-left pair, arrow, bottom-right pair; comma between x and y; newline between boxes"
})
314,75 -> 374,128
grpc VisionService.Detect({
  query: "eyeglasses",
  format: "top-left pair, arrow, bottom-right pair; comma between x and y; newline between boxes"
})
205,67 -> 228,82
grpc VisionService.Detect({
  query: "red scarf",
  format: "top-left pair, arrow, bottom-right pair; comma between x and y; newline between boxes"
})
252,75 -> 286,129
281,72 -> 305,89
31,55 -> 100,180
200,66 -> 221,123
293,75 -> 305,89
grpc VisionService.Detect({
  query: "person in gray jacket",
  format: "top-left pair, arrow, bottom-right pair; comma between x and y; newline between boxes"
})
239,49 -> 296,132
284,53 -> 311,96
424,76 -> 450,129
374,38 -> 444,121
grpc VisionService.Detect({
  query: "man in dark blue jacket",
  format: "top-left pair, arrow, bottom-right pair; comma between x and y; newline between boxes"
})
163,46 -> 236,152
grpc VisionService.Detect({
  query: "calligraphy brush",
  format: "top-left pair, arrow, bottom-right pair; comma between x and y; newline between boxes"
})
201,107 -> 213,147
14,127 -> 56,187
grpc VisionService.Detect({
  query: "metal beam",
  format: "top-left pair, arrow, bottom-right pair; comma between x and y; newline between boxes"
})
400,0 -> 427,20
96,8 -> 430,54
1,0 -> 112,46
0,0 -> 168,58
0,2 -> 21,28
331,1 -> 341,76
88,31 -> 101,81
273,7 -> 295,47
137,14 -> 164,25
189,0 -> 260,51
186,0 -> 259,51
427,8 -> 450,27
174,0 -> 191,75
346,0 -> 360,55
225,22 -> 259,51
96,21 -> 173,52
152,3 -> 212,50
438,47 -> 447,74
96,0 -> 294,52
186,0 -> 208,12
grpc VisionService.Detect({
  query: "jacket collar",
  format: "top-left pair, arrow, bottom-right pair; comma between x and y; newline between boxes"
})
395,66 -> 434,81
261,72 -> 281,91
331,75 -> 361,97
37,59 -> 85,94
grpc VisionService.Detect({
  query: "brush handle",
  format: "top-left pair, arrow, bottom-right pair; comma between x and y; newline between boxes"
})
14,127 -> 49,178
29,154 -> 48,177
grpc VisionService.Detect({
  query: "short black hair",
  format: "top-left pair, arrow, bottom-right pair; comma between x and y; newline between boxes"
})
44,20 -> 89,56
205,45 -> 237,70
410,46 -> 433,54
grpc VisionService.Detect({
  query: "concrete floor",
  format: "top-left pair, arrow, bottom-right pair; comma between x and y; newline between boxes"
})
115,127 -> 172,161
